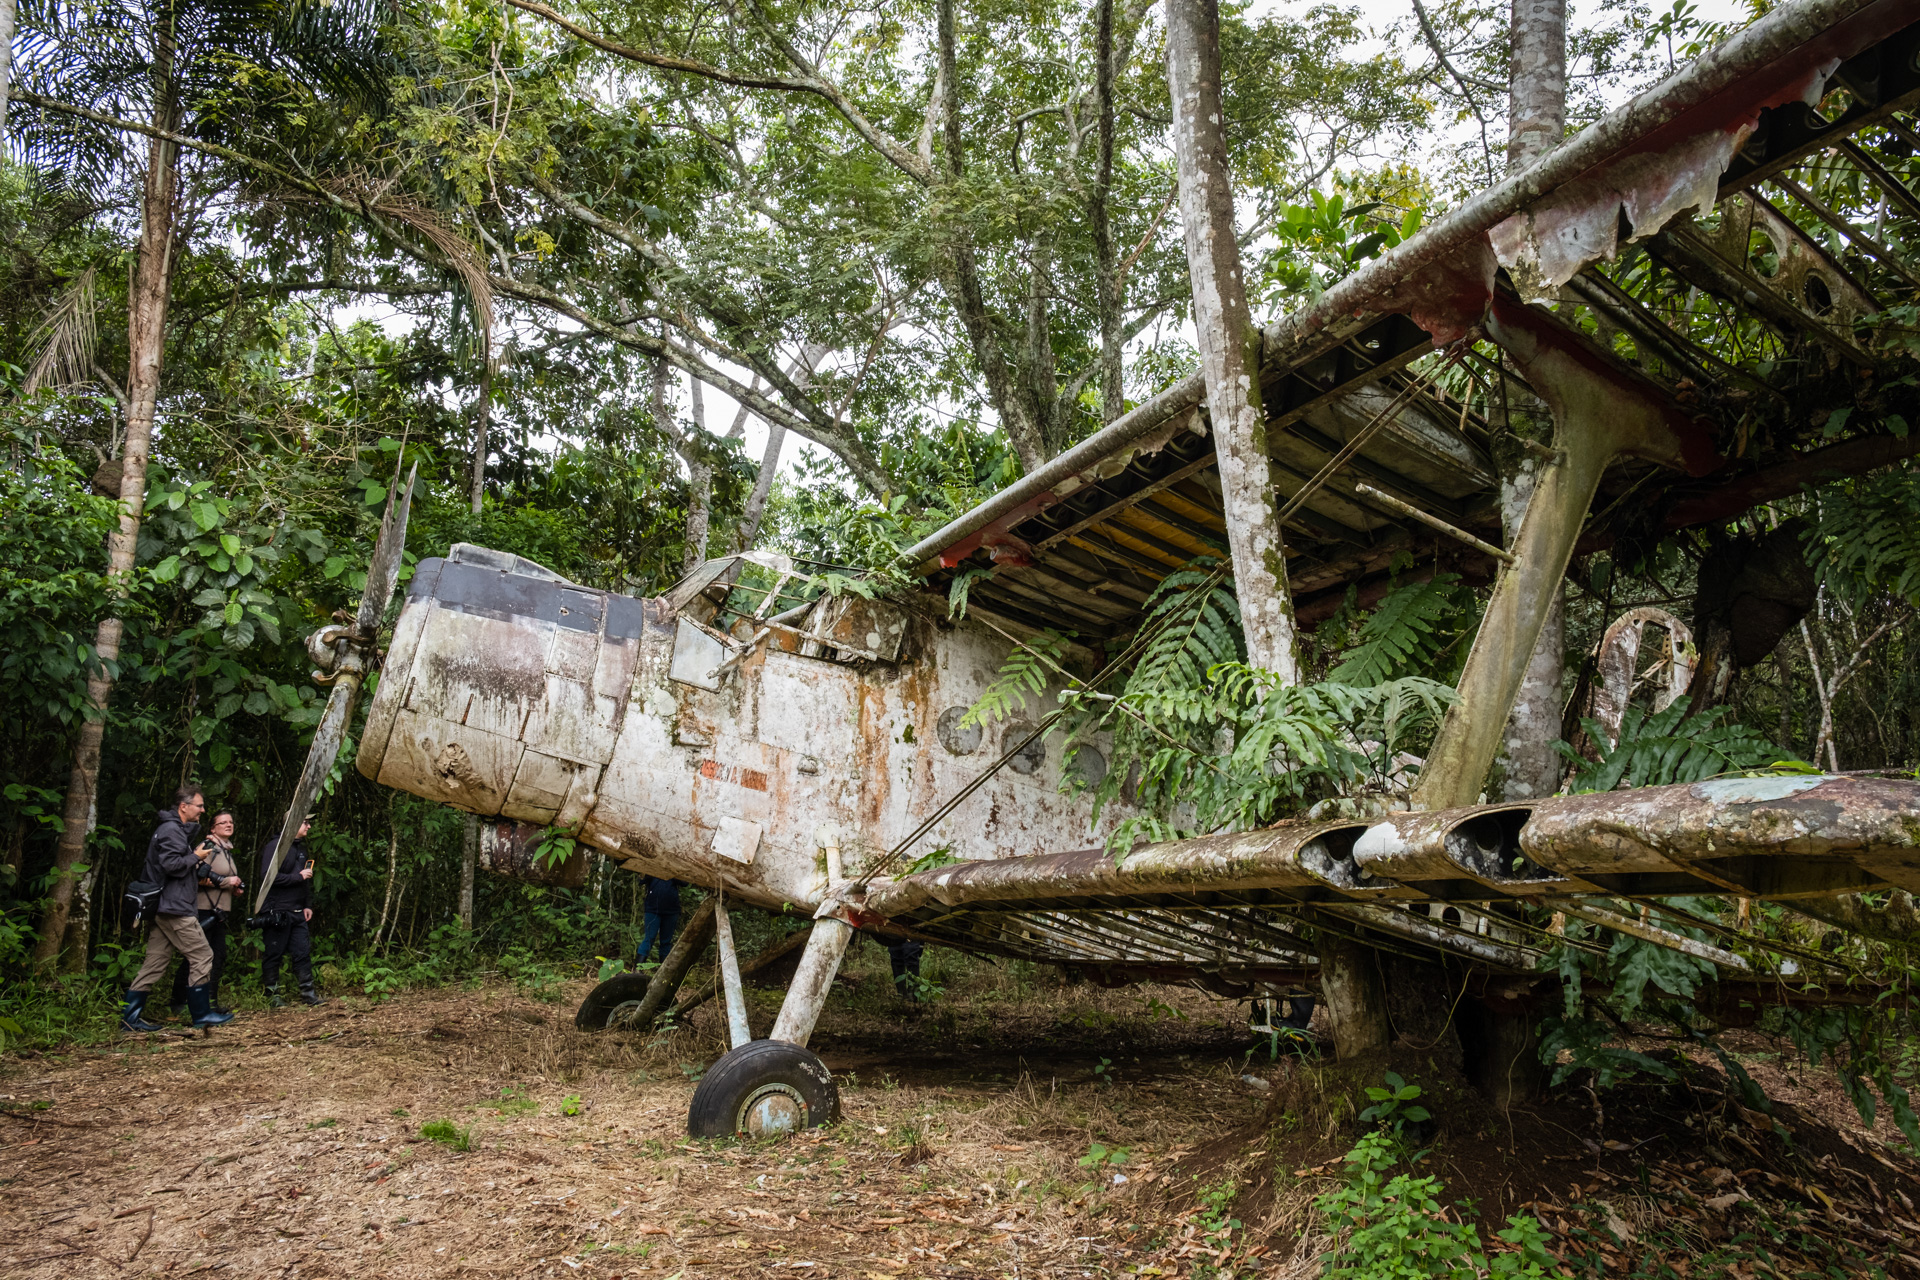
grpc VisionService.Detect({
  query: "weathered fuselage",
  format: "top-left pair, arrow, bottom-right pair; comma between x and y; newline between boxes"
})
356,544 -> 1118,911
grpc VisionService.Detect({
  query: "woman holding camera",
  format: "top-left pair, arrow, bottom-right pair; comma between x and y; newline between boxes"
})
168,810 -> 242,1018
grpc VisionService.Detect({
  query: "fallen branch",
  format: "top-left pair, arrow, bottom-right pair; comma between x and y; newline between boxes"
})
126,1207 -> 156,1263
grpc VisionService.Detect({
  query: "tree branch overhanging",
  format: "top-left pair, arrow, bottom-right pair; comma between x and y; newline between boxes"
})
506,0 -> 933,186
15,89 -> 898,498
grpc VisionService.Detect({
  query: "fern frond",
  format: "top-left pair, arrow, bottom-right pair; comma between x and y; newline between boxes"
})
1808,465 -> 1920,606
1555,698 -> 1791,792
963,629 -> 1073,728
1328,576 -> 1476,686
1126,560 -> 1243,695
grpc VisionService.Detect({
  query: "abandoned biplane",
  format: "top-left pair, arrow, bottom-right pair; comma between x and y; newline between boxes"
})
260,0 -> 1920,1138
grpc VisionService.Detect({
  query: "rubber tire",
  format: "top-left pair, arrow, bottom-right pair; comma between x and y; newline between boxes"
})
687,1040 -> 840,1139
574,972 -> 654,1031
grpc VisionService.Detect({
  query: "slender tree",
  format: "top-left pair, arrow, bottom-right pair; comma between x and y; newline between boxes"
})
1489,0 -> 1568,806
0,0 -> 16,140
1164,0 -> 1300,682
12,0 -> 384,969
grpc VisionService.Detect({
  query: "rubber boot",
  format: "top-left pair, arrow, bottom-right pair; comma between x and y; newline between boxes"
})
266,984 -> 286,1008
298,980 -> 329,1007
119,990 -> 165,1033
188,984 -> 233,1028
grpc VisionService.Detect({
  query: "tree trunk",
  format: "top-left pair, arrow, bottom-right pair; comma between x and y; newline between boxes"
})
1164,0 -> 1300,682
1490,436 -> 1566,801
658,362 -> 713,576
736,420 -> 785,551
1463,0 -> 1568,1097
458,812 -> 477,930
1488,0 -> 1567,804
37,88 -> 179,971
58,858 -> 100,967
1507,0 -> 1568,171
1318,935 -> 1390,1059
1024,234 -> 1059,455
469,359 -> 492,514
0,0 -> 16,141
936,0 -> 1049,474
373,817 -> 401,947
1091,0 -> 1125,424
1458,996 -> 1546,1110
3,819 -> 23,887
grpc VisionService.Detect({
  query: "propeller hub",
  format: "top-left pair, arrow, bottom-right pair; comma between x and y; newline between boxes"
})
306,623 -> 354,680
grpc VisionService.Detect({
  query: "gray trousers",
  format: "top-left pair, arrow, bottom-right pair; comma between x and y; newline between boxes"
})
132,914 -> 213,991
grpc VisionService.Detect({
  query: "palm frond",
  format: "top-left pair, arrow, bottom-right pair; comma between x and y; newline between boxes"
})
362,193 -> 496,363
964,628 -> 1073,728
20,269 -> 100,397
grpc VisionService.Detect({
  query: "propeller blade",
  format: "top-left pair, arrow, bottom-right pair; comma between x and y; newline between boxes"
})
356,462 -> 418,635
252,673 -> 364,916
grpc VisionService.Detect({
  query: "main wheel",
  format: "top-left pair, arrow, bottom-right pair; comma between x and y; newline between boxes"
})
574,972 -> 653,1032
687,1040 -> 840,1139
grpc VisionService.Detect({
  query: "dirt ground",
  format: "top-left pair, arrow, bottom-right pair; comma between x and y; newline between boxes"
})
4,946 -> 1920,1279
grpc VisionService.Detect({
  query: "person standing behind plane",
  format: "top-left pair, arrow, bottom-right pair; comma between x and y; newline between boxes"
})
168,810 -> 242,1018
119,787 -> 234,1031
257,816 -> 328,1007
637,875 -> 683,965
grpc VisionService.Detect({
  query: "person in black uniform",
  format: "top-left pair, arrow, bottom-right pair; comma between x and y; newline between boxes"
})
257,816 -> 327,1007
886,937 -> 925,1001
637,876 -> 683,965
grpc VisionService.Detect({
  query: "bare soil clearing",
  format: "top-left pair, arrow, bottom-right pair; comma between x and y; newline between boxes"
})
3,968 -> 1918,1279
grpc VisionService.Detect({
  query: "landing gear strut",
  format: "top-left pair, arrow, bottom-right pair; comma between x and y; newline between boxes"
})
685,907 -> 855,1138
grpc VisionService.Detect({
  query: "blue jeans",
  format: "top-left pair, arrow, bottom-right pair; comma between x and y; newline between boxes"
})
638,912 -> 680,964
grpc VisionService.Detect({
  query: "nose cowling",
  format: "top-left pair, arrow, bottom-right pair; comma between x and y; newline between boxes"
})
357,543 -> 648,831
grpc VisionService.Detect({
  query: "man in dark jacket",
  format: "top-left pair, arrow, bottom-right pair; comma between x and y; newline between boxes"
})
258,817 -> 327,1007
637,876 -> 683,965
119,788 -> 235,1032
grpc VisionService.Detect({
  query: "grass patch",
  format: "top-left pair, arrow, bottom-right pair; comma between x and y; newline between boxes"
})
485,1085 -> 538,1116
419,1120 -> 473,1152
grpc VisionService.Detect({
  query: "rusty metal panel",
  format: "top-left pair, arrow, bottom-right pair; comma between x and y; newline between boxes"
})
811,595 -> 907,661
524,674 -> 619,764
669,616 -> 730,690
547,624 -> 600,682
360,594 -> 431,766
376,710 -> 525,813
502,750 -> 598,825
401,609 -> 544,736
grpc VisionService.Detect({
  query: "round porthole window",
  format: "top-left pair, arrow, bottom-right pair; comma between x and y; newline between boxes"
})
1003,721 -> 1047,775
1066,744 -> 1108,788
1803,272 -> 1834,315
936,706 -> 982,756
